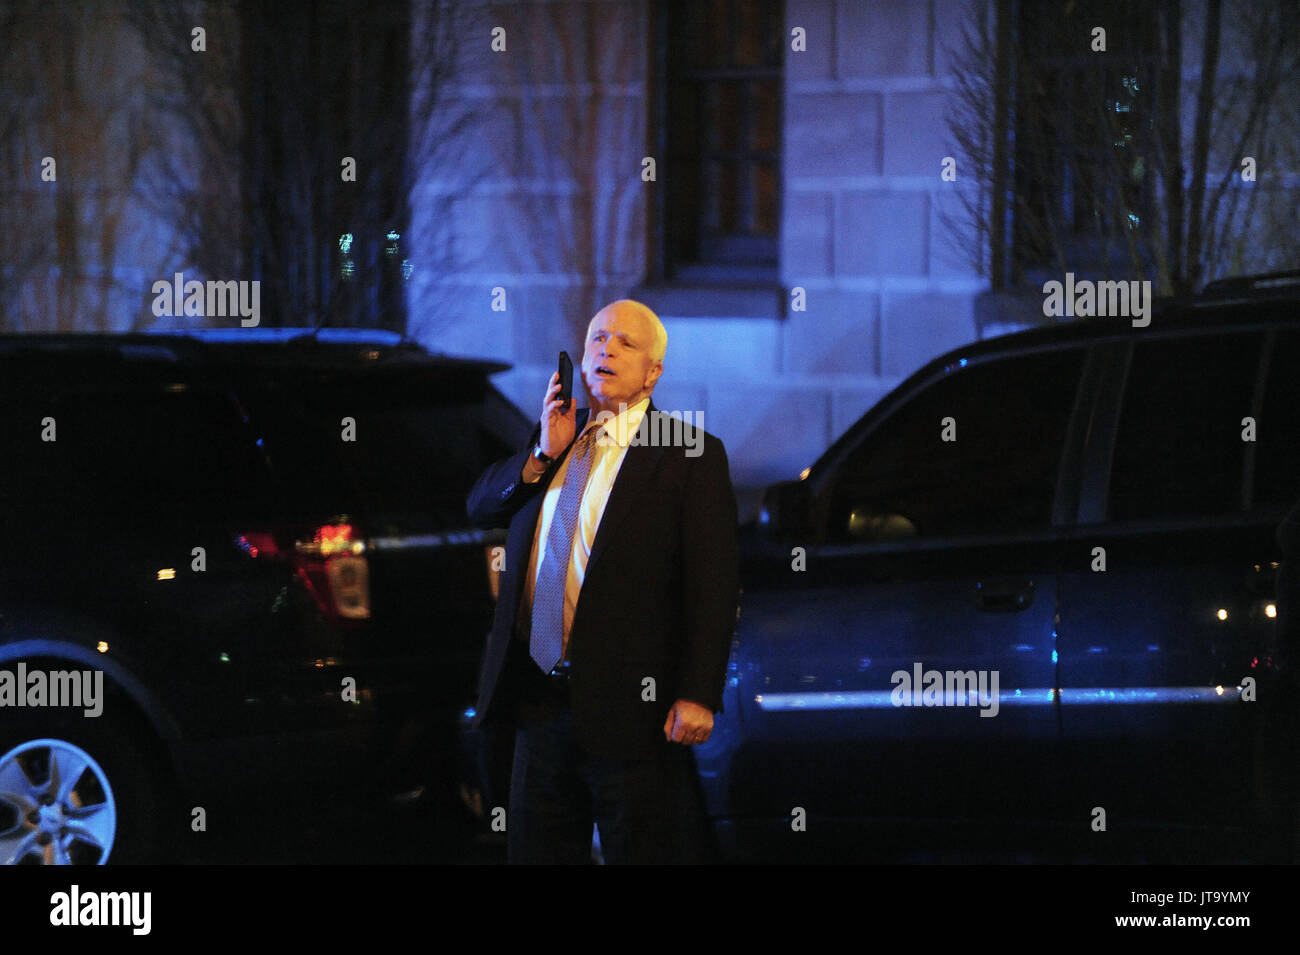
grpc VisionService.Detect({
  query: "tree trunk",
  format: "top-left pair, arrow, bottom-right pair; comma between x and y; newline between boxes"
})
1186,0 -> 1222,294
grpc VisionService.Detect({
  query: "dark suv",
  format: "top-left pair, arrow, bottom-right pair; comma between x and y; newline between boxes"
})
702,273 -> 1300,862
0,328 -> 529,864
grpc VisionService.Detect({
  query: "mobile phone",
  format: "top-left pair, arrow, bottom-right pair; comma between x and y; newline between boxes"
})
557,350 -> 573,412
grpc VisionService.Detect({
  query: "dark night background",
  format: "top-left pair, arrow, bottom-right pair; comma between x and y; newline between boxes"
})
1,0 -> 1299,878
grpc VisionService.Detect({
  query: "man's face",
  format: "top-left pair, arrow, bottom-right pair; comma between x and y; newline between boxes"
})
582,306 -> 662,409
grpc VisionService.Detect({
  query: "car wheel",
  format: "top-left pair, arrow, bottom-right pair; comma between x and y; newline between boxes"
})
0,718 -> 163,865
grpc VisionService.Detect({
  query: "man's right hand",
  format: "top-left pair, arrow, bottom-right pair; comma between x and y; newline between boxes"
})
539,371 -> 577,457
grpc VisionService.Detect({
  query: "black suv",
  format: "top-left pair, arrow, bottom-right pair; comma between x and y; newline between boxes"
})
701,273 -> 1300,862
0,328 -> 529,864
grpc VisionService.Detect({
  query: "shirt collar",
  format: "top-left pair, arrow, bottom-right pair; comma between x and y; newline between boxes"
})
584,396 -> 651,448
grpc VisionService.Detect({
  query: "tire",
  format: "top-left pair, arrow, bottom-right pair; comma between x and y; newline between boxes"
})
0,715 -> 165,865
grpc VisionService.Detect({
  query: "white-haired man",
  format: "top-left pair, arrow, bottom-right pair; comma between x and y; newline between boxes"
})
467,299 -> 739,863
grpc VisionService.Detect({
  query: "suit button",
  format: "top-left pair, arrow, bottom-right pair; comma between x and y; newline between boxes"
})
501,484 -> 516,499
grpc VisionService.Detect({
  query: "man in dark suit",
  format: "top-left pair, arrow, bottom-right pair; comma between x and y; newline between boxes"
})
466,299 -> 739,864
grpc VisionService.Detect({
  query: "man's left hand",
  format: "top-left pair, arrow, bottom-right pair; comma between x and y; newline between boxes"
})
664,698 -> 714,745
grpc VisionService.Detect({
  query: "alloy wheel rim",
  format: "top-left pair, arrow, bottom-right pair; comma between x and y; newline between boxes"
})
0,739 -> 117,864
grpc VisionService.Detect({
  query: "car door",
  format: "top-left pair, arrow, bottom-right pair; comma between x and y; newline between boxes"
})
1055,323 -> 1294,836
730,344 -> 1087,852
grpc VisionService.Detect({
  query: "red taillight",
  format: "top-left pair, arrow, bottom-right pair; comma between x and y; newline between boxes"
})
312,524 -> 358,557
238,522 -> 370,620
236,532 -> 279,560
296,523 -> 370,620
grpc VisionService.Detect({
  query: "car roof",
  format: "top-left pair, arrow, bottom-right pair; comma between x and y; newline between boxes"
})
0,328 -> 512,379
958,294 -> 1299,360
805,278 -> 1300,484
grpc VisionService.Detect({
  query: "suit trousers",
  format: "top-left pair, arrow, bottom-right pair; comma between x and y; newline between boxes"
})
506,677 -> 712,864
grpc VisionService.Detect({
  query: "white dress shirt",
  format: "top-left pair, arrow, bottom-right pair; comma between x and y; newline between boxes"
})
520,396 -> 650,661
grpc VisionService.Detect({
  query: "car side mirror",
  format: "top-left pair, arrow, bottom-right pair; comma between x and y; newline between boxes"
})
757,479 -> 813,540
846,506 -> 916,541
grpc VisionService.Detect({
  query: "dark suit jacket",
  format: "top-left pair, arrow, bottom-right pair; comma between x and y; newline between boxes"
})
465,400 -> 740,758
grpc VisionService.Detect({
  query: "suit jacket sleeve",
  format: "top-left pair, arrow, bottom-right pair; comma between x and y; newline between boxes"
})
675,435 -> 740,713
466,422 -> 552,529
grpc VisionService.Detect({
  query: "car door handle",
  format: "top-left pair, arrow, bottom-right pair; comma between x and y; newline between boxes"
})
974,579 -> 1035,612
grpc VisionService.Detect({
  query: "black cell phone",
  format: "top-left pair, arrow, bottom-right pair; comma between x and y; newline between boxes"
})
557,350 -> 573,411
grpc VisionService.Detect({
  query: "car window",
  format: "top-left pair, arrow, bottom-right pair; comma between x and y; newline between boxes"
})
333,401 -> 508,516
20,387 -> 273,521
826,347 -> 1085,542
1107,331 -> 1262,521
0,390 -> 61,526
245,373 -> 517,525
1253,329 -> 1300,510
